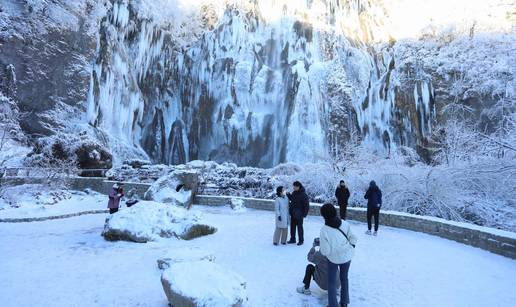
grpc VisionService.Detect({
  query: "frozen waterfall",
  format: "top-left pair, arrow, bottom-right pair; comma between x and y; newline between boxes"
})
86,0 -> 435,166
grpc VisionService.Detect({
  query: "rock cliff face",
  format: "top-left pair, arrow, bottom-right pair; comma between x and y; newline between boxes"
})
1,0 -> 513,166
0,0 -> 100,136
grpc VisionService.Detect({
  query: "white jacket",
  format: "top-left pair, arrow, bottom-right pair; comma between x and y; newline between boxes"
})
320,221 -> 357,264
274,196 -> 289,228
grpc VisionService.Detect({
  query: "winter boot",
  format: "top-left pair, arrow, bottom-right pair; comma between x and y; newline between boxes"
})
296,286 -> 311,295
287,239 -> 296,244
297,241 -> 304,246
373,231 -> 378,236
365,230 -> 372,235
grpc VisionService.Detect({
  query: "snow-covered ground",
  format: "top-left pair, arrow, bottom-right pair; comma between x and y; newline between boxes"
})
0,199 -> 515,307
0,185 -> 106,219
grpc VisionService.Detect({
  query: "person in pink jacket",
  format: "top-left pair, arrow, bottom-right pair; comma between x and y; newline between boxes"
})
107,183 -> 124,214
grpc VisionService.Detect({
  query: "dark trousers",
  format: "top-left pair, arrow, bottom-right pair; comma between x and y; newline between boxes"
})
109,208 -> 119,214
303,264 -> 315,289
367,207 -> 380,231
290,217 -> 304,243
328,260 -> 351,307
338,203 -> 347,220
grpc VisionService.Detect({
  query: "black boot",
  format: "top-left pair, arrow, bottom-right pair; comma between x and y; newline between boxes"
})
297,241 -> 304,246
287,239 -> 296,244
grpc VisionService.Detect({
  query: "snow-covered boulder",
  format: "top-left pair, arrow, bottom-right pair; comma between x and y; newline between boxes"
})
144,170 -> 199,208
161,260 -> 248,307
157,247 -> 215,270
102,202 -> 216,243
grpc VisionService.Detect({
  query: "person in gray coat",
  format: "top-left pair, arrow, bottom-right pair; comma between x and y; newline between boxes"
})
296,238 -> 340,295
273,186 -> 289,245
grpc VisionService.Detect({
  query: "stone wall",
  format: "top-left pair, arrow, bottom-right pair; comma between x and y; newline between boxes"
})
69,177 -> 151,197
1,177 -> 152,198
194,195 -> 516,259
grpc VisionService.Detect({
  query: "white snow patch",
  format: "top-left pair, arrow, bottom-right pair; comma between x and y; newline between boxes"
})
0,206 -> 515,306
0,185 -> 105,218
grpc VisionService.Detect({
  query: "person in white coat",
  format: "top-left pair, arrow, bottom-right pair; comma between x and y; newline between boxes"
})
273,186 -> 289,245
319,203 -> 357,307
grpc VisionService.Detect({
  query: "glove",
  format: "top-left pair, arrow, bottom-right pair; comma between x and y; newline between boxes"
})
278,216 -> 282,221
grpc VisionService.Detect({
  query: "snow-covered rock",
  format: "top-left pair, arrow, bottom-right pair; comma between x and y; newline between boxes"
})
144,170 -> 199,208
161,260 -> 248,307
101,202 -> 216,243
157,247 -> 215,270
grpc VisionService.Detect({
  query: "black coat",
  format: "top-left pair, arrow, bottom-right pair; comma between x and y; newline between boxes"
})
364,186 -> 382,209
288,187 -> 309,219
335,186 -> 350,206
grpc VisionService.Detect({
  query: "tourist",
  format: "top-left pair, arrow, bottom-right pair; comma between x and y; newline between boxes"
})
273,186 -> 289,245
107,183 -> 124,214
364,180 -> 382,235
296,237 -> 340,295
320,203 -> 356,307
335,180 -> 350,220
287,181 -> 309,245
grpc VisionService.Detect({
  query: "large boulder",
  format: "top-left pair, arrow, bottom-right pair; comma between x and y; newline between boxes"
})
144,170 -> 200,208
161,260 -> 248,307
157,247 -> 215,270
101,202 -> 216,243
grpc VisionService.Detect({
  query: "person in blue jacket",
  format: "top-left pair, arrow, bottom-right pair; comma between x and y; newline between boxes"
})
287,181 -> 310,245
364,180 -> 382,235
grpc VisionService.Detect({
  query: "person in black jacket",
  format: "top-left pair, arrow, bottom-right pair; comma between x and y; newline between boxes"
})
335,180 -> 350,220
287,181 -> 310,245
364,180 -> 382,236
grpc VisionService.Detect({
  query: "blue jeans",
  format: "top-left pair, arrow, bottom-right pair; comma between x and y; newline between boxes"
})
327,259 -> 351,307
